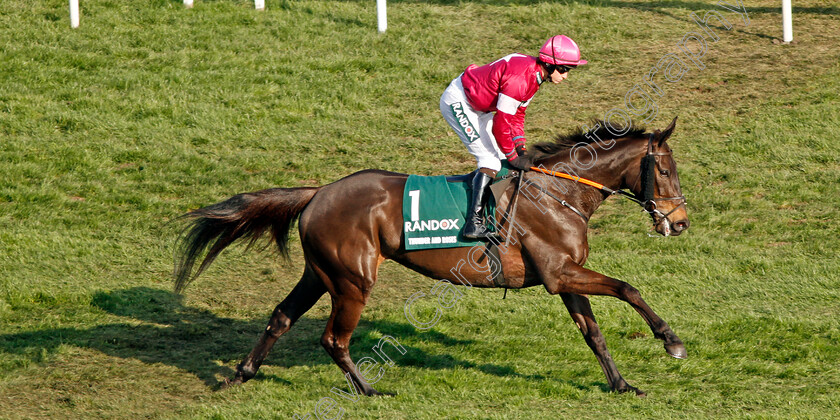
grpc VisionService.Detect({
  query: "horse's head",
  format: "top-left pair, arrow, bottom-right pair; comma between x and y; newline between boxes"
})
624,117 -> 689,236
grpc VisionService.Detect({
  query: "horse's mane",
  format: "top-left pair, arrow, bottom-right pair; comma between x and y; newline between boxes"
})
530,119 -> 647,161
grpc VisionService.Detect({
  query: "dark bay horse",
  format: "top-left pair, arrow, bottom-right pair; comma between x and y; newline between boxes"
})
174,117 -> 689,396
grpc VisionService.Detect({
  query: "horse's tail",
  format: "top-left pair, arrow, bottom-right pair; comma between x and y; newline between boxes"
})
173,187 -> 320,293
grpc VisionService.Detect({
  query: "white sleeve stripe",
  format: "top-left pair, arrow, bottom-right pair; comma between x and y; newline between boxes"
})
521,96 -> 533,107
496,93 -> 520,115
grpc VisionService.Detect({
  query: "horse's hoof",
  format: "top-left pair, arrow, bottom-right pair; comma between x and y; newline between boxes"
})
366,389 -> 396,397
665,342 -> 687,359
617,384 -> 646,397
221,377 -> 243,389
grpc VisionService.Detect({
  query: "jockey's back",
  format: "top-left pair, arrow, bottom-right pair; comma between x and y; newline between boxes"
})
461,53 -> 542,114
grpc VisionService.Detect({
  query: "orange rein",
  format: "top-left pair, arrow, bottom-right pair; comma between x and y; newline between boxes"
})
529,166 -> 607,191
528,166 -> 652,207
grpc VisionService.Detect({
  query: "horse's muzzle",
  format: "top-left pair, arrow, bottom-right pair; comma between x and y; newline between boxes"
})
654,217 -> 689,237
671,219 -> 690,235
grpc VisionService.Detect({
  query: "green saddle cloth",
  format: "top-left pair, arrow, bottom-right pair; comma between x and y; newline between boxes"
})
402,163 -> 512,250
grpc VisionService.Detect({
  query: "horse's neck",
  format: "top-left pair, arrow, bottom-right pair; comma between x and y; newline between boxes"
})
538,138 -> 645,218
578,138 -> 644,190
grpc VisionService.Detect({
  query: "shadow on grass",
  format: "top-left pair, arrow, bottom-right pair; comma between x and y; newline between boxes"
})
0,287 -> 603,390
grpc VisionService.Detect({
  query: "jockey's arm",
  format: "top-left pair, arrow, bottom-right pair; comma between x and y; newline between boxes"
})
492,92 -> 527,160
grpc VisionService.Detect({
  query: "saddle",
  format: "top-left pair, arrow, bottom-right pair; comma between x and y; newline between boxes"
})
404,165 -> 519,288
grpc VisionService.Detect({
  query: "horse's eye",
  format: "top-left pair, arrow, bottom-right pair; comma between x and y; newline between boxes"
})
659,169 -> 670,177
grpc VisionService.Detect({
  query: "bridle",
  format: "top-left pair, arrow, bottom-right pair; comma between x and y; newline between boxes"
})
633,133 -> 687,236
524,133 -> 686,236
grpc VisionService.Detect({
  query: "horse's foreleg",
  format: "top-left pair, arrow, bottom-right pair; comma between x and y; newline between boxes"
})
320,294 -> 388,397
547,263 -> 686,359
227,267 -> 327,386
560,293 -> 645,396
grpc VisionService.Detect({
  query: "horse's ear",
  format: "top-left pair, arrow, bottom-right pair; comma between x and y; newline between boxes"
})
657,116 -> 678,146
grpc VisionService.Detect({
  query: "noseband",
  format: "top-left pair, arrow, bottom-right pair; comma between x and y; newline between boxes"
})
526,133 -> 686,235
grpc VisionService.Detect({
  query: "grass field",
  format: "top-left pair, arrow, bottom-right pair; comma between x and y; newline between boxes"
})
1,0 -> 839,418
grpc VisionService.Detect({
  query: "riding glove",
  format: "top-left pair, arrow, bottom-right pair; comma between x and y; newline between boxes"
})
509,155 -> 534,171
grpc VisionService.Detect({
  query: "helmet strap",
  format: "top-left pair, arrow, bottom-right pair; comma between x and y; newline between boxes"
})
537,60 -> 553,84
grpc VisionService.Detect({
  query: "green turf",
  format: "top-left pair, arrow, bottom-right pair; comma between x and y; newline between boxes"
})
1,0 -> 839,418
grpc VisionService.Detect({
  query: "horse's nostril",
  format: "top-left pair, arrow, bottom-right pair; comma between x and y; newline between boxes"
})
674,221 -> 689,231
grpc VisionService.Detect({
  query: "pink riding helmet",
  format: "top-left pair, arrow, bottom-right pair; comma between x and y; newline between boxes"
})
539,35 -> 588,66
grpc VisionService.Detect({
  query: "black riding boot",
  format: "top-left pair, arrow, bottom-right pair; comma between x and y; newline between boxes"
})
463,171 -> 502,241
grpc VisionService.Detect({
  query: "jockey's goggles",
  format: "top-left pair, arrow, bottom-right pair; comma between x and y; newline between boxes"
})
546,64 -> 575,74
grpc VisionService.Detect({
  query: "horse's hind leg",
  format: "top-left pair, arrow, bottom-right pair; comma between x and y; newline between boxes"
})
560,293 -> 645,396
319,288 -> 387,397
227,265 -> 327,386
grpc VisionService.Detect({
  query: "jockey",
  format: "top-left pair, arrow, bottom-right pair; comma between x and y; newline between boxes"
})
440,35 -> 587,240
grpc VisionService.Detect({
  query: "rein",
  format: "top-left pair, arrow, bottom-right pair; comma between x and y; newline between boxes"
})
525,134 -> 686,235
522,177 -> 589,222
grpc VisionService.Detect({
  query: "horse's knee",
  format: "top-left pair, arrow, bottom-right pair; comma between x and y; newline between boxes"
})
320,333 -> 349,355
572,319 -> 592,336
576,320 -> 609,351
267,308 -> 292,338
618,282 -> 642,302
320,334 -> 335,352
